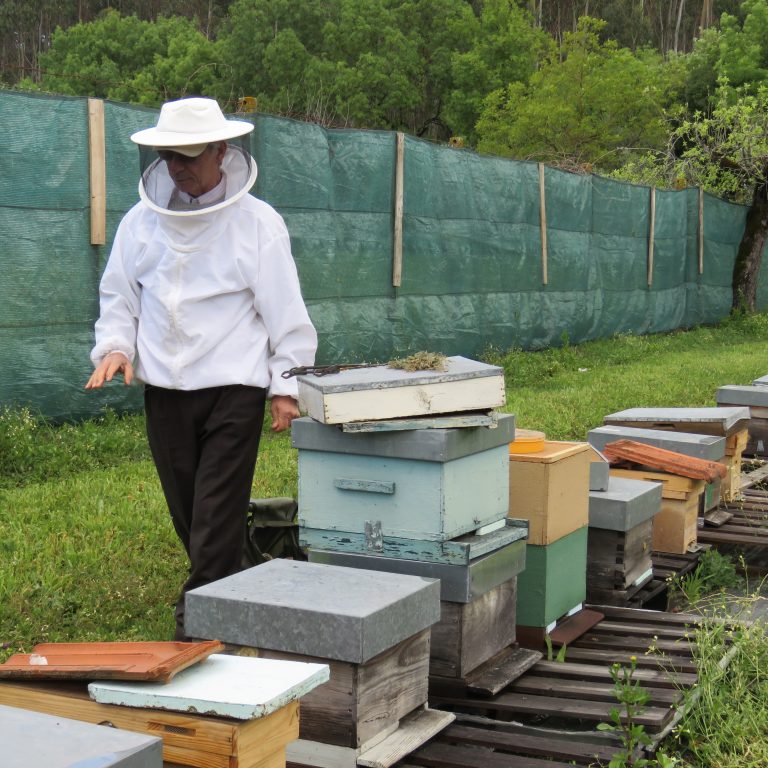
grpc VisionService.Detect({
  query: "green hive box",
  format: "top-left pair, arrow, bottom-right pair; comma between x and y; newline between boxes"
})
516,526 -> 587,628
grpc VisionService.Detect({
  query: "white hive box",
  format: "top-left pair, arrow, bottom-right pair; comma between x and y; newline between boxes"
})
296,356 -> 506,424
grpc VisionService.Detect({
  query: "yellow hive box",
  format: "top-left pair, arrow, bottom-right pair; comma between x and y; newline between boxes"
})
652,495 -> 699,554
508,441 -> 591,545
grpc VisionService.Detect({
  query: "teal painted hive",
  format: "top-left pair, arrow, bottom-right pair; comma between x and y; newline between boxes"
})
293,416 -> 513,542
515,526 -> 587,628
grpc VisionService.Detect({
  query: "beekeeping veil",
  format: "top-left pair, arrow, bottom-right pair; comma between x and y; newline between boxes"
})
130,97 -> 257,217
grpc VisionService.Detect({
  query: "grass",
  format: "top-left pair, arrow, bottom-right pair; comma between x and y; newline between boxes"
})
2,313 -> 768,764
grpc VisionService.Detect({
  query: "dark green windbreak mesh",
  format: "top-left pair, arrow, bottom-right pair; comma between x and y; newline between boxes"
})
0,91 -> 764,421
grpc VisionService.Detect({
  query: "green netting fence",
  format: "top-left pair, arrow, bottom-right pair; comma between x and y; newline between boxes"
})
1,90 -> 765,421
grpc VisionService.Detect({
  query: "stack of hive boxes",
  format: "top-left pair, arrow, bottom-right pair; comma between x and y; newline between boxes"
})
507,435 -> 592,645
185,558 -> 447,768
292,357 -> 529,687
601,439 -> 726,556
584,448 -> 662,606
603,407 -> 750,508
716,383 -> 768,458
590,425 -> 728,518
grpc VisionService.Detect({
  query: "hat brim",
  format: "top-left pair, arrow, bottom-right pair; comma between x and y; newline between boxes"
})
130,120 -> 254,147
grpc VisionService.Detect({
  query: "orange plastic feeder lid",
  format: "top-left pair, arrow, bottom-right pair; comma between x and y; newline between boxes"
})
509,429 -> 546,454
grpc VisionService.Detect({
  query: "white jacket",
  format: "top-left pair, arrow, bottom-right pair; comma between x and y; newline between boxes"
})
91,177 -> 317,398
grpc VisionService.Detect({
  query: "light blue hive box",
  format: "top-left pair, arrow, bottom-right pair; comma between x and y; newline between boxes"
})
293,414 -> 515,549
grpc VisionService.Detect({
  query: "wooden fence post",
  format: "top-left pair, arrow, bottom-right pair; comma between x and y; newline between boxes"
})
698,187 -> 705,275
392,131 -> 405,288
87,98 -> 106,246
648,186 -> 656,287
539,162 -> 548,285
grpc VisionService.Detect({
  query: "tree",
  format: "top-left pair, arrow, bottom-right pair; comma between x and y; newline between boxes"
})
676,87 -> 768,312
443,0 -> 549,143
214,0 -> 478,134
474,17 -> 675,171
21,10 -> 218,106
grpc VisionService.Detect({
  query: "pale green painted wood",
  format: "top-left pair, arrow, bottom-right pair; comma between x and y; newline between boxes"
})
298,445 -> 509,541
515,526 -> 588,628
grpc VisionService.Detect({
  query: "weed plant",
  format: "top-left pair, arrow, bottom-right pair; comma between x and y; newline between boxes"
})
666,586 -> 768,767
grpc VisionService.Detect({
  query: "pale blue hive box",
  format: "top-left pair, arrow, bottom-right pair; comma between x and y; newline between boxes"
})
292,414 -> 514,543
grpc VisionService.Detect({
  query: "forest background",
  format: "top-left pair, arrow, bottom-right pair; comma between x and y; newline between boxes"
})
3,0 -> 768,311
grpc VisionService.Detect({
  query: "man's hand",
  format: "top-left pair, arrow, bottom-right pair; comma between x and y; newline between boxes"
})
271,395 -> 300,432
85,352 -> 134,389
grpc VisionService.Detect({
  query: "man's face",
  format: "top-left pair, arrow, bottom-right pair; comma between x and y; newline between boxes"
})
162,142 -> 227,198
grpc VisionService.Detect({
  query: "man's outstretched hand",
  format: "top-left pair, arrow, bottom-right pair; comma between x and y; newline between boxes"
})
85,352 -> 134,389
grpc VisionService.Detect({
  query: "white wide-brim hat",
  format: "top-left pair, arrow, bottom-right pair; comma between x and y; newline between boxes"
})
130,97 -> 254,148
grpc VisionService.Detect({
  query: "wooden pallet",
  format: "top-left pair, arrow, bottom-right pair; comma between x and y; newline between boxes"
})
411,606 -> 700,767
697,485 -> 768,572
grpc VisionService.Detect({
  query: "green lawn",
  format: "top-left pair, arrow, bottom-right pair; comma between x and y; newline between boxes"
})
3,313 -> 768,766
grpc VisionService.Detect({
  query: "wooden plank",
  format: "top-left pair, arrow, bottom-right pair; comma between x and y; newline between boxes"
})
342,411 -> 496,433
698,186 -> 704,274
531,660 -> 696,688
429,690 -> 670,728
584,604 -> 702,626
698,529 -> 768,546
408,741 -> 578,767
648,186 -> 655,286
573,632 -> 695,656
539,162 -> 548,285
87,97 -> 107,245
392,131 -> 404,287
703,509 -> 734,527
507,675 -> 680,706
561,647 -> 697,673
0,640 -> 224,682
593,619 -> 695,640
603,439 -> 726,481
357,707 -> 454,768
435,722 -> 619,764
549,608 -> 604,646
464,646 -> 542,697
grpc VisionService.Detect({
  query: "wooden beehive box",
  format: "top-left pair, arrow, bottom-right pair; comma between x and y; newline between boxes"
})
0,679 -> 297,768
296,356 -> 506,425
292,415 -> 513,542
185,560 -> 446,761
586,476 -> 661,605
307,536 -> 526,680
717,384 -> 768,457
508,441 -> 591,545
608,468 -> 704,553
515,526 -> 588,630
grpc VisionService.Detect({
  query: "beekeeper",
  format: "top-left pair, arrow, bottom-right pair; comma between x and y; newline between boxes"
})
86,97 -> 317,640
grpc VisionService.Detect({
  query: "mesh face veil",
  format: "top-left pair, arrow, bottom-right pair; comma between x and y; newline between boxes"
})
137,135 -> 257,217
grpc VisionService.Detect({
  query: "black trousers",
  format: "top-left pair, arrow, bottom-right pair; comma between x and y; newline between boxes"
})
144,384 -> 267,639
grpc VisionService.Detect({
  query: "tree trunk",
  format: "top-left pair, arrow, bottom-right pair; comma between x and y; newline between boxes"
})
732,180 -> 768,313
